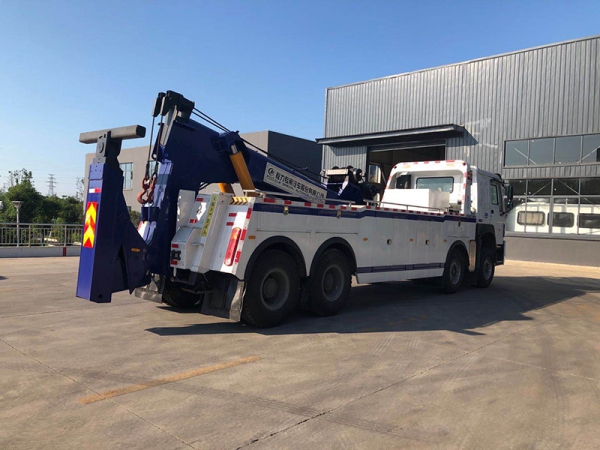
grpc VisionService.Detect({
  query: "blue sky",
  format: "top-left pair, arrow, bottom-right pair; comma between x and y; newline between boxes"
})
0,0 -> 599,196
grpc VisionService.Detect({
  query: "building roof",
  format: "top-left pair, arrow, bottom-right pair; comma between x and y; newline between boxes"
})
327,34 -> 600,91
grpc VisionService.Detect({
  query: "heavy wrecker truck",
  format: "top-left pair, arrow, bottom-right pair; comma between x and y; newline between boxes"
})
77,91 -> 513,327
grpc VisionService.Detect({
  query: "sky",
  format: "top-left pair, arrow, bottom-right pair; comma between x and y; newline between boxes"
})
0,0 -> 599,197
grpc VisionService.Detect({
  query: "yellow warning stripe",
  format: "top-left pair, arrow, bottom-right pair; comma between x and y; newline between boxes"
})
230,196 -> 250,205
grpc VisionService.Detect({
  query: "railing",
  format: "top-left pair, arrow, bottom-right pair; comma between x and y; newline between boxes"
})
0,223 -> 83,247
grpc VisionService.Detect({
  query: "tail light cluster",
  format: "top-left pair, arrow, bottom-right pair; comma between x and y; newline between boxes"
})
224,227 -> 242,266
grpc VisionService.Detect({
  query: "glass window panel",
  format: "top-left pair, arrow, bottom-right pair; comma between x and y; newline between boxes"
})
415,177 -> 454,192
582,134 -> 600,163
491,184 -> 499,205
552,178 -> 579,195
527,179 -> 552,196
552,212 -> 574,228
528,138 -> 554,166
506,198 -> 526,232
554,136 -> 581,164
523,198 -> 551,233
119,162 -> 133,190
504,140 -> 528,166
580,178 -> 600,195
517,211 -> 545,226
579,197 -> 600,235
506,179 -> 527,196
551,198 -> 578,235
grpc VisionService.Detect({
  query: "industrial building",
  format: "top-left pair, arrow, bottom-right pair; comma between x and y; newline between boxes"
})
84,130 -> 322,209
317,35 -> 600,266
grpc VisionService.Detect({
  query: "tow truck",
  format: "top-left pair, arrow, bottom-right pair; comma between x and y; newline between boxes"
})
77,90 -> 513,327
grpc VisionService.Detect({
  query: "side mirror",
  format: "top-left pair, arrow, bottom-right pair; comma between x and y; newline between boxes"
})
506,184 -> 514,201
505,185 -> 514,211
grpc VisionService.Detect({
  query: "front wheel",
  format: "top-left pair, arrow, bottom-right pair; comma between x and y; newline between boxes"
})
241,249 -> 300,328
442,248 -> 466,294
476,248 -> 495,288
309,249 -> 352,316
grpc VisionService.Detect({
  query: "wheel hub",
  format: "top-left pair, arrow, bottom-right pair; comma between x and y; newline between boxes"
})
449,260 -> 461,285
322,265 -> 343,302
260,268 -> 290,310
263,278 -> 278,299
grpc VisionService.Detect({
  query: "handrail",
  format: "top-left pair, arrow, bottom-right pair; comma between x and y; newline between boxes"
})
0,223 -> 83,247
366,200 -> 448,212
242,190 -> 355,205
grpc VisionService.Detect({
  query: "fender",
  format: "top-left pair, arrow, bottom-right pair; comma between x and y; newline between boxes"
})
447,239 -> 468,258
309,237 -> 357,277
244,235 -> 307,281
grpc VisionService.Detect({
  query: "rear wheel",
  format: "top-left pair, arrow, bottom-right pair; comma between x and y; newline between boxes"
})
442,248 -> 466,294
241,249 -> 299,328
309,249 -> 352,316
476,248 -> 495,288
162,280 -> 201,308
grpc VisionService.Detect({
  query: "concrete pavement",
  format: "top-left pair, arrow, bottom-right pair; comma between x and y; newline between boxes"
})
0,257 -> 599,449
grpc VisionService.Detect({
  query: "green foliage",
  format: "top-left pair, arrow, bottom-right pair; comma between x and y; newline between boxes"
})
0,169 -> 43,223
0,168 -> 83,224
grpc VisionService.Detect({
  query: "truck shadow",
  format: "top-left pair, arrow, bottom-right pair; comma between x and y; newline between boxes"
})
145,275 -> 600,337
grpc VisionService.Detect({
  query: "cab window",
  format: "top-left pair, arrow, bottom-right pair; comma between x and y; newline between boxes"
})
491,184 -> 499,205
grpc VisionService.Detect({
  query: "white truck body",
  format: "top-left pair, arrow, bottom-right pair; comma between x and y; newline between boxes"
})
166,160 -> 506,296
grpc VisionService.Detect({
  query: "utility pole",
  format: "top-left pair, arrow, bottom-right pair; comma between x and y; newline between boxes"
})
47,174 -> 57,196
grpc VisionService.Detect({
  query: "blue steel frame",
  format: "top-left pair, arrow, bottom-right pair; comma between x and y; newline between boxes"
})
77,96 -> 353,304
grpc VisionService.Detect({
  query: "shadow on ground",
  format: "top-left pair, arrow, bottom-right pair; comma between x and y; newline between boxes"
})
146,275 -> 600,337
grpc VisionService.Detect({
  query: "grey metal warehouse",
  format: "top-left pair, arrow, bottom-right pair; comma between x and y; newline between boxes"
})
317,35 -> 600,267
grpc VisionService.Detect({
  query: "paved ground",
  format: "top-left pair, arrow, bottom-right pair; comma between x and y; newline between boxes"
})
1,258 -> 600,449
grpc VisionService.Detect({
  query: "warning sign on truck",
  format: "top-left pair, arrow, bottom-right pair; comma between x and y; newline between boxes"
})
263,163 -> 326,203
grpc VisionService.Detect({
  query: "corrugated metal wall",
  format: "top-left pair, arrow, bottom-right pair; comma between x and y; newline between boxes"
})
324,36 -> 600,176
322,145 -> 367,170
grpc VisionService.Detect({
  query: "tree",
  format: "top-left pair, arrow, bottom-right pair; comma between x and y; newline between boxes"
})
0,169 -> 43,223
0,169 -> 84,224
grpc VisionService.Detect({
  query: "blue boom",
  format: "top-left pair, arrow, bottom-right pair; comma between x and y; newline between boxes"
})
76,91 -> 364,303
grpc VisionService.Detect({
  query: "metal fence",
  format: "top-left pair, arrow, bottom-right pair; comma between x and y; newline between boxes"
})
0,223 -> 83,247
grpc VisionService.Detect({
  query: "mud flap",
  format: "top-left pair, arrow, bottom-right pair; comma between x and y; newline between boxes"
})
200,275 -> 245,322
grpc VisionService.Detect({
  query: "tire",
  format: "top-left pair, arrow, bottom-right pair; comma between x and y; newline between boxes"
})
241,249 -> 300,328
162,281 -> 201,308
309,249 -> 352,316
476,248 -> 495,288
442,248 -> 466,294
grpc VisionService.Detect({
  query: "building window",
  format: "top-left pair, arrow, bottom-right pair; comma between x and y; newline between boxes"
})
582,135 -> 600,163
504,133 -> 600,167
555,136 -> 582,164
120,162 -> 133,190
506,178 -> 600,236
528,138 -> 554,165
149,161 -> 160,174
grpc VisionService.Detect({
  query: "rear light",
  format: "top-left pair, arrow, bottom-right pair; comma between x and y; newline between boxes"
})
224,227 -> 242,266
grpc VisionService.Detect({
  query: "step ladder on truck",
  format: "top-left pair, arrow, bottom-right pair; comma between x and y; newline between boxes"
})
76,90 -> 514,327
